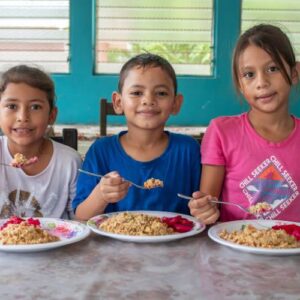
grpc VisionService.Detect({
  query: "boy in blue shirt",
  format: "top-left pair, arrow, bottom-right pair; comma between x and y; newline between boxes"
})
73,53 -> 201,220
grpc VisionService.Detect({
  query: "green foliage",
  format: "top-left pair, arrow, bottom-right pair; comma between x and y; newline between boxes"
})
107,43 -> 211,65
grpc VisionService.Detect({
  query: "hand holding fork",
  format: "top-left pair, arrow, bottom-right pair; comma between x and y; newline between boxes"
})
178,193 -> 264,221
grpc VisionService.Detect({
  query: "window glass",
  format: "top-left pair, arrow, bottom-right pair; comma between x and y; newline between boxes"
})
95,0 -> 213,75
242,0 -> 300,60
0,0 -> 69,73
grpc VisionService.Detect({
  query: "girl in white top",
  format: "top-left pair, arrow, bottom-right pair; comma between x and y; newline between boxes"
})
0,65 -> 81,219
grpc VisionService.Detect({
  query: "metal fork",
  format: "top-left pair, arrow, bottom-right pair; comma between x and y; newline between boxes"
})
78,169 -> 148,190
0,162 -> 15,168
177,193 -> 263,219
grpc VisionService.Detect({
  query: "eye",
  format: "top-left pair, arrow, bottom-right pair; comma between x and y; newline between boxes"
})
6,103 -> 17,110
242,71 -> 255,79
31,104 -> 42,110
130,90 -> 143,96
156,90 -> 169,97
268,65 -> 280,73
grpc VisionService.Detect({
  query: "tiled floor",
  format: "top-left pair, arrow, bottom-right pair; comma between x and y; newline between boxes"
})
53,124 -> 206,156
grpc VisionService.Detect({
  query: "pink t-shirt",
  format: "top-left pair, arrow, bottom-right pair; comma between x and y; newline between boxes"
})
201,113 -> 300,222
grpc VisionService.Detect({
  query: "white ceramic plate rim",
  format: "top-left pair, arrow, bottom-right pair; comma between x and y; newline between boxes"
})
0,218 -> 90,252
87,211 -> 205,243
208,219 -> 300,255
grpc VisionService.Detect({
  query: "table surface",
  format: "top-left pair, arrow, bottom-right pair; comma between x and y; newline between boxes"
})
0,229 -> 300,300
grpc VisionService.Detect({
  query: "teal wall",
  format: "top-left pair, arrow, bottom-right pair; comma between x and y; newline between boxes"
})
52,0 -> 299,126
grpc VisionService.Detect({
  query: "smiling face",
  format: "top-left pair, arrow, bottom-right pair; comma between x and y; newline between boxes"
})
0,82 -> 57,148
238,45 -> 297,115
113,66 -> 183,132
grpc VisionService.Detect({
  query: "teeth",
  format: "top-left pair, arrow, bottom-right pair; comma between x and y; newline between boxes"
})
14,128 -> 31,133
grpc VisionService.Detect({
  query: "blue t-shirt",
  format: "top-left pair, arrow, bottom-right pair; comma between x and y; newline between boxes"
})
72,131 -> 201,215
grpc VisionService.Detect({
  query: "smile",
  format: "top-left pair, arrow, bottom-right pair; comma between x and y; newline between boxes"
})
13,128 -> 33,134
138,110 -> 159,116
256,92 -> 276,102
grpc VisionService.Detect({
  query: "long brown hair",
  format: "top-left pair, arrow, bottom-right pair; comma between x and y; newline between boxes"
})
0,65 -> 56,110
232,24 -> 296,91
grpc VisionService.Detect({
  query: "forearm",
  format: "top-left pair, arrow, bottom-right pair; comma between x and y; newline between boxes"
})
75,188 -> 108,221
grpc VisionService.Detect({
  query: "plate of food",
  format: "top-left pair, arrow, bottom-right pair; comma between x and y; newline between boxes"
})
0,216 -> 90,252
87,211 -> 205,243
208,220 -> 300,255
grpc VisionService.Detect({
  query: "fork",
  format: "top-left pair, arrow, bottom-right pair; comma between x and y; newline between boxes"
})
0,162 -> 15,168
0,163 -> 12,167
177,193 -> 263,220
78,169 -> 148,190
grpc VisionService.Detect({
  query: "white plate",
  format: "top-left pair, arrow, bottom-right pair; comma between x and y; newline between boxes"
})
0,218 -> 90,253
87,211 -> 205,243
208,220 -> 300,256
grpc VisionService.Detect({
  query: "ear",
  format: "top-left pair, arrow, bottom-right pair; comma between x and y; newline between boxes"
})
112,92 -> 124,115
48,106 -> 57,125
291,63 -> 300,85
171,93 -> 183,115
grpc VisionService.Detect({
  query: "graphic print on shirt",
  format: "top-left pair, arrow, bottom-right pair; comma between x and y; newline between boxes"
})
239,155 -> 299,219
0,190 -> 43,218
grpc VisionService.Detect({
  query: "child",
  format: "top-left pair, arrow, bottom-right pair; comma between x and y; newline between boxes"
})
189,24 -> 300,224
0,65 -> 81,219
73,53 -> 201,220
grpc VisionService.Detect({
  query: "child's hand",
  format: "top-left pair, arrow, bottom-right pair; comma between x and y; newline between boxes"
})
188,191 -> 220,225
97,171 -> 131,204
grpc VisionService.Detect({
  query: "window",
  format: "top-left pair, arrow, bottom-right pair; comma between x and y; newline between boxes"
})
0,0 -> 69,73
242,0 -> 300,60
95,0 -> 213,75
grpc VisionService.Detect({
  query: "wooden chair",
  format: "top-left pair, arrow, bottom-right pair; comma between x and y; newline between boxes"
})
100,98 -> 123,136
51,128 -> 78,150
193,132 -> 204,144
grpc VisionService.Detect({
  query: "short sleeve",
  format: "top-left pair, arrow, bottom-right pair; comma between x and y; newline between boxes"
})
201,118 -> 226,165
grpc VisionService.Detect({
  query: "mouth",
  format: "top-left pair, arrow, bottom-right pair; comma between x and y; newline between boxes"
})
256,92 -> 276,102
137,110 -> 159,116
12,128 -> 33,134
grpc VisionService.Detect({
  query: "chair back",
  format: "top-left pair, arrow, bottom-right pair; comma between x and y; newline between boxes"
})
51,128 -> 78,150
100,98 -> 123,136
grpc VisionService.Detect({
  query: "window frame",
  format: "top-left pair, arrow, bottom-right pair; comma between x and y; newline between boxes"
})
55,0 -> 297,126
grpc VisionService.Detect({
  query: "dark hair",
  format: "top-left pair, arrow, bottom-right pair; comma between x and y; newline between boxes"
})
0,65 -> 56,110
232,24 -> 296,90
118,53 -> 178,94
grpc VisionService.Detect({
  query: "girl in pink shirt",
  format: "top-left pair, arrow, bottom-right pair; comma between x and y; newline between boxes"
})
189,24 -> 300,224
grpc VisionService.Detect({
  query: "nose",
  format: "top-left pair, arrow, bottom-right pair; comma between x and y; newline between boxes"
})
256,71 -> 269,89
16,107 -> 29,122
141,93 -> 155,106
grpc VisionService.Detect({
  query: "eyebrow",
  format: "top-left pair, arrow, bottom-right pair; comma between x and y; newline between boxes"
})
1,97 -> 47,103
240,59 -> 275,70
129,84 -> 170,89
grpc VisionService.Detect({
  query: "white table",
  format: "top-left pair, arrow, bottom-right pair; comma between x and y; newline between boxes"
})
0,231 -> 300,300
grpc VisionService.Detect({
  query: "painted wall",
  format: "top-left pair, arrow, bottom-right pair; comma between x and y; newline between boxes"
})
52,0 -> 299,126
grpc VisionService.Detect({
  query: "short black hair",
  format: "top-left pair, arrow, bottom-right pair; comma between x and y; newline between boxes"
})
118,53 -> 178,95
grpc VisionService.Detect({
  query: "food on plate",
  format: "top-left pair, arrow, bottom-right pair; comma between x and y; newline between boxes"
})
99,212 -> 174,236
272,224 -> 300,241
10,153 -> 38,168
249,202 -> 272,214
219,224 -> 300,249
143,178 -> 164,189
98,212 -> 195,236
162,215 -> 194,233
0,216 -> 59,245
